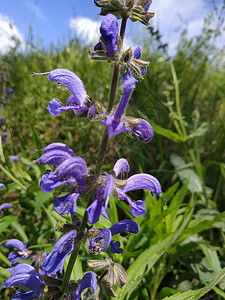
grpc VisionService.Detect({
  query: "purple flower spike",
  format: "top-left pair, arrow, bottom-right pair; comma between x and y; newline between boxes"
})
0,203 -> 11,210
5,239 -> 30,266
4,263 -> 43,299
86,175 -> 114,224
100,14 -> 119,56
47,69 -> 89,116
43,230 -> 76,274
131,119 -> 154,143
71,272 -> 97,300
102,75 -> 136,138
110,240 -> 123,253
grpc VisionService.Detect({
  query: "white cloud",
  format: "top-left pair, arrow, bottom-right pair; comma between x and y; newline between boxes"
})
69,17 -> 101,45
150,0 -> 209,53
0,13 -> 24,54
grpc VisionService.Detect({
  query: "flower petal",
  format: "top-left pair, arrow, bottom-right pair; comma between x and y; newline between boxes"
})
95,175 -> 114,209
131,119 -> 153,143
48,69 -> 87,105
100,14 -> 118,56
89,228 -> 112,253
54,157 -> 87,186
0,203 -> 12,210
110,240 -> 123,254
109,220 -> 139,236
113,158 -> 130,178
132,45 -> 142,59
121,173 -> 162,195
54,190 -> 80,217
72,272 -> 97,300
47,98 -> 76,116
5,239 -> 26,251
86,199 -> 109,224
39,142 -> 75,166
43,230 -> 76,274
66,94 -> 89,115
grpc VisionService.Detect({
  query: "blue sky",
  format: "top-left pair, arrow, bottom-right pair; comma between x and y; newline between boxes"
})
0,0 -> 224,54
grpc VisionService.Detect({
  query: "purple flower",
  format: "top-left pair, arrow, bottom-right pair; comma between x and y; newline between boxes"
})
86,175 -> 114,224
2,131 -> 8,143
8,155 -> 19,163
3,263 -> 43,299
113,158 -> 163,217
34,69 -> 89,116
43,230 -> 76,274
5,239 -> 30,266
89,220 -> 139,254
102,75 -> 136,138
100,14 -> 119,56
7,88 -> 14,99
86,157 -> 163,223
0,183 -> 5,189
130,118 -> 153,143
0,202 -> 11,210
35,143 -> 87,194
71,272 -> 97,300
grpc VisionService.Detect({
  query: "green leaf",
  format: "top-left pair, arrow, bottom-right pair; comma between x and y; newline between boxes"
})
0,252 -> 11,266
0,266 -> 10,284
162,267 -> 225,300
11,221 -> 29,243
0,216 -> 18,234
116,202 -> 193,300
170,154 -> 202,193
198,243 -> 221,272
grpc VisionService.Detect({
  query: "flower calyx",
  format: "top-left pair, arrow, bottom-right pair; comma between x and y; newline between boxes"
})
129,0 -> 154,27
94,0 -> 125,17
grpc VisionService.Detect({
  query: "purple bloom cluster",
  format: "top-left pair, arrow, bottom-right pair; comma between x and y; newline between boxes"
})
35,142 -> 163,225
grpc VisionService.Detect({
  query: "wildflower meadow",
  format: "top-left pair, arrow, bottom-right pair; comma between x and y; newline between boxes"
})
0,1 -> 225,299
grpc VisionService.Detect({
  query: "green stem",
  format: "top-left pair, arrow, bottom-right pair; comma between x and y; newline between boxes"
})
0,134 -> 5,163
62,15 -> 128,294
0,164 -> 26,190
169,59 -> 187,139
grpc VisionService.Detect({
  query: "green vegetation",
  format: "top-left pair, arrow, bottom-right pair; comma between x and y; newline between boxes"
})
0,12 -> 224,299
